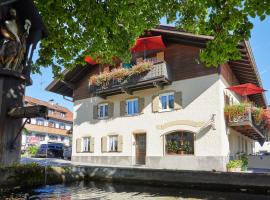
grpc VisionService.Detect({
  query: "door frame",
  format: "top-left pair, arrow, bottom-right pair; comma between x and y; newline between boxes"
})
132,132 -> 147,165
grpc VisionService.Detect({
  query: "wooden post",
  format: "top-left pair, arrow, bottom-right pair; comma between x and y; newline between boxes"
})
0,70 -> 26,166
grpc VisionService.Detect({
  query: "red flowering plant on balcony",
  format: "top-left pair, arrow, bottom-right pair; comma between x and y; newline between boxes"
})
89,61 -> 153,86
224,103 -> 250,121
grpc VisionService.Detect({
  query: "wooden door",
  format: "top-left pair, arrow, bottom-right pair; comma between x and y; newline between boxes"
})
135,134 -> 146,165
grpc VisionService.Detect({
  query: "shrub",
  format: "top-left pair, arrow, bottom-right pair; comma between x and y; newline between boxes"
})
27,145 -> 38,156
226,159 -> 243,169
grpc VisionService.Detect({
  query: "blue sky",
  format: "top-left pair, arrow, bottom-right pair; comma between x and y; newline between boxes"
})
26,17 -> 270,110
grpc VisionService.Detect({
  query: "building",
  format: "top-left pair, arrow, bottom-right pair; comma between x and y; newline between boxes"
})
22,96 -> 73,147
46,26 -> 268,171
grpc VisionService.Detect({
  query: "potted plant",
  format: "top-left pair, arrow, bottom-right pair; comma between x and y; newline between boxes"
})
167,141 -> 179,155
183,142 -> 192,154
224,103 -> 250,122
226,159 -> 243,172
240,154 -> 248,171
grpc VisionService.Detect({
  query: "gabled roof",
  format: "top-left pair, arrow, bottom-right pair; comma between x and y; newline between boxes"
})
46,25 -> 267,107
24,96 -> 73,122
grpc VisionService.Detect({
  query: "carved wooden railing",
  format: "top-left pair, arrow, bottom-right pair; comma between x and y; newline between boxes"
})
90,61 -> 171,93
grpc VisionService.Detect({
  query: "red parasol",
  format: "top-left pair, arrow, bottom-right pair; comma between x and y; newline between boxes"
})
227,83 -> 266,96
131,36 -> 166,54
85,56 -> 97,65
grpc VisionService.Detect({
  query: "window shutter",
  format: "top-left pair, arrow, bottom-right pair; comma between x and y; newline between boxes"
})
174,91 -> 182,110
93,105 -> 98,119
76,138 -> 82,153
108,102 -> 114,118
120,100 -> 126,116
90,137 -> 94,153
138,98 -> 145,113
101,136 -> 107,152
117,135 -> 123,152
152,95 -> 159,113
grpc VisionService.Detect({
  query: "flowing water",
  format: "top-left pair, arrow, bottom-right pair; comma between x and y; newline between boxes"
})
1,181 -> 270,200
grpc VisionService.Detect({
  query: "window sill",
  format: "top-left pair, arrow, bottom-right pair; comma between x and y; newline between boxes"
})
124,113 -> 141,117
165,154 -> 194,156
98,117 -> 109,120
158,109 -> 175,113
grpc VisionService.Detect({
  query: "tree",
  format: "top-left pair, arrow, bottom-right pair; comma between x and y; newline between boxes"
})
34,0 -> 270,77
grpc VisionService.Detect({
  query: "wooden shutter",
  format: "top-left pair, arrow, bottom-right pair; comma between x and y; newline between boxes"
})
93,105 -> 98,119
120,100 -> 126,116
90,137 -> 94,153
152,95 -> 159,113
117,135 -> 123,152
174,91 -> 182,110
101,136 -> 107,152
138,98 -> 145,113
108,102 -> 114,118
76,138 -> 82,153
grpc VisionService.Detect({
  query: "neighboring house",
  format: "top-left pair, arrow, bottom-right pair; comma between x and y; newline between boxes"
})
22,96 -> 73,147
46,25 -> 268,171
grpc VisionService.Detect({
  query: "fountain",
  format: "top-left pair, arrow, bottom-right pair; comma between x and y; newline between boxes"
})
0,0 -> 47,166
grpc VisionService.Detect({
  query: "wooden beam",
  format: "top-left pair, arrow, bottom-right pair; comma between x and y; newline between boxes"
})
8,105 -> 48,119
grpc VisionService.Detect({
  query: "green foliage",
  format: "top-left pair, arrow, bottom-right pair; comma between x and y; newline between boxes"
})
226,159 -> 243,169
224,103 -> 250,119
240,154 -> 248,170
33,1 -> 270,77
167,141 -> 179,153
27,145 -> 39,156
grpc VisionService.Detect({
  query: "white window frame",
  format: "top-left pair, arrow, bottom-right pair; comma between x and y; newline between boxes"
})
82,137 -> 90,152
126,98 -> 139,116
98,103 -> 109,119
159,92 -> 174,112
60,112 -> 66,118
108,135 -> 118,152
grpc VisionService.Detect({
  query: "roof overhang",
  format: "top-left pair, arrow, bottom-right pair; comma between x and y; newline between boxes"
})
46,25 -> 267,107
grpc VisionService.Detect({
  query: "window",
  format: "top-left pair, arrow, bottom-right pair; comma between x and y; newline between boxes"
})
35,134 -> 45,141
166,131 -> 194,155
98,103 -> 108,119
49,135 -> 58,141
109,136 -> 118,152
126,98 -> 138,116
48,121 -> 55,128
36,119 -> 44,126
48,109 -> 54,115
60,112 -> 66,118
159,93 -> 174,111
82,137 -> 90,152
59,123 -> 65,129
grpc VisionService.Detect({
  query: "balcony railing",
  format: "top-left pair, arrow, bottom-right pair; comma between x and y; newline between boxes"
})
90,61 -> 172,97
226,106 -> 267,140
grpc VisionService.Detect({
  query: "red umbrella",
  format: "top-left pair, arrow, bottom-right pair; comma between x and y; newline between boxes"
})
131,36 -> 166,56
85,56 -> 97,65
227,83 -> 266,96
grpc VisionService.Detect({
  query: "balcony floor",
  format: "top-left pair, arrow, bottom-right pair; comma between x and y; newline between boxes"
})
229,121 -> 265,140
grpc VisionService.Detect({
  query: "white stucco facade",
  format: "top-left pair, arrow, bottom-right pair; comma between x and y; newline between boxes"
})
71,73 -> 257,171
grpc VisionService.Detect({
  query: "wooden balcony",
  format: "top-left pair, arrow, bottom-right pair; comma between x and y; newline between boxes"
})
89,61 -> 172,98
227,108 -> 267,141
